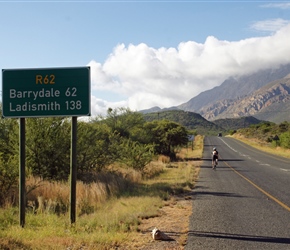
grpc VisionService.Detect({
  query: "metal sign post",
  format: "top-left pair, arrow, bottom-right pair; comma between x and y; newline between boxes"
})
19,118 -> 26,227
70,116 -> 77,224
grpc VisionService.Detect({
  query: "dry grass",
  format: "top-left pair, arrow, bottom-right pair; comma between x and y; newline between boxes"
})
178,135 -> 203,160
231,133 -> 290,159
26,171 -> 133,216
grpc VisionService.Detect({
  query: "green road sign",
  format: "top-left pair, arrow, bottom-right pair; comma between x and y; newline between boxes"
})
2,67 -> 90,118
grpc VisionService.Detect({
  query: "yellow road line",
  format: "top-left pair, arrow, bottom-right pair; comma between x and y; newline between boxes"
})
223,160 -> 290,212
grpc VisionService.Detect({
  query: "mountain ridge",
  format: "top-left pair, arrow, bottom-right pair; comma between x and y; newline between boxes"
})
199,73 -> 290,122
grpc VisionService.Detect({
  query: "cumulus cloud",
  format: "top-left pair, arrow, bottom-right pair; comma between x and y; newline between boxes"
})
88,23 -> 290,116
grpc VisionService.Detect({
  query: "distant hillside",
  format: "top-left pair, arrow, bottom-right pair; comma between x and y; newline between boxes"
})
213,116 -> 263,131
253,101 -> 290,124
143,110 -> 224,135
140,106 -> 180,114
144,110 -> 262,135
142,110 -> 266,135
140,106 -> 162,114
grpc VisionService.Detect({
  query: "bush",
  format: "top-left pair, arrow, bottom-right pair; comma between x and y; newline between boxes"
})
0,155 -> 19,206
279,131 -> 290,149
229,130 -> 237,135
119,139 -> 155,172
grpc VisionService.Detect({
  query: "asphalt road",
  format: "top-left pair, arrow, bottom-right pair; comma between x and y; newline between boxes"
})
185,136 -> 290,250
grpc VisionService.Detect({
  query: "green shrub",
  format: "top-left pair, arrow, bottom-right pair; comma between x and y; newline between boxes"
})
279,131 -> 290,149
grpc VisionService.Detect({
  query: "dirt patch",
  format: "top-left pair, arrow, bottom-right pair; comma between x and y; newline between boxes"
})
135,194 -> 193,250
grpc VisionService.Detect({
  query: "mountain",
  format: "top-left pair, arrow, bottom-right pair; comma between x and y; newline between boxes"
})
200,74 -> 290,123
178,64 -> 290,111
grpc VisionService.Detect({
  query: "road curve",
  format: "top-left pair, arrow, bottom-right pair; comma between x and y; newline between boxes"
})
185,136 -> 290,249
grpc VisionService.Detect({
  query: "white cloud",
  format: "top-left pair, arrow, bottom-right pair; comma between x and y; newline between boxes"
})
261,3 -> 290,9
90,95 -> 128,117
250,18 -> 290,32
88,23 -> 290,117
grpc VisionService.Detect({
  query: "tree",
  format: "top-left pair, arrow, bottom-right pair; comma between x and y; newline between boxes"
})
118,139 -> 155,172
100,107 -> 146,140
26,117 -> 71,180
144,120 -> 188,160
77,122 -> 118,173
0,110 -> 19,205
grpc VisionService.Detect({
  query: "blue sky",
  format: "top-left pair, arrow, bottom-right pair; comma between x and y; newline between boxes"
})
1,1 -> 290,116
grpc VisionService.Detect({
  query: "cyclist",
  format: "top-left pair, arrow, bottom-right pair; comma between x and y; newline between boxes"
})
212,147 -> 219,169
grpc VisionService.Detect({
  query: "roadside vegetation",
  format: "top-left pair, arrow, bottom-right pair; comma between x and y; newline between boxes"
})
0,105 -> 202,249
231,120 -> 290,159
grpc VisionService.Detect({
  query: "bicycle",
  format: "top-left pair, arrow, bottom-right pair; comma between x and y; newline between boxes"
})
212,158 -> 218,170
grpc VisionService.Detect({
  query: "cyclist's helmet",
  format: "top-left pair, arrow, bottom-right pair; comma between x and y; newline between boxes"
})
213,147 -> 216,150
